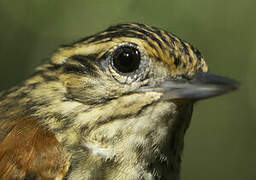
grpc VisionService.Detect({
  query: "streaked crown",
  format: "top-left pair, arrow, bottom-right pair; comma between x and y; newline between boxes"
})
50,23 -> 208,77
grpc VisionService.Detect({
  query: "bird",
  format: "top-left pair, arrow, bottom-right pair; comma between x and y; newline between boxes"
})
0,23 -> 238,180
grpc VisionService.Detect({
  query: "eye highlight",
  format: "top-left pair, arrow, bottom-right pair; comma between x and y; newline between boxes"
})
112,46 -> 141,73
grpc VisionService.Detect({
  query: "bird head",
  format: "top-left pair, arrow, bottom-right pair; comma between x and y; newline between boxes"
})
1,23 -> 238,179
46,23 -> 237,105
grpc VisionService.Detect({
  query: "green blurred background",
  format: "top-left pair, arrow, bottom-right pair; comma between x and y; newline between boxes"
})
0,0 -> 255,179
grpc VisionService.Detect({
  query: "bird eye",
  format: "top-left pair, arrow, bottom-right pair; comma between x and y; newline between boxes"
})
112,46 -> 141,73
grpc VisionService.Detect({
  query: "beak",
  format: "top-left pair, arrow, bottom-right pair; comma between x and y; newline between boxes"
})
138,72 -> 239,101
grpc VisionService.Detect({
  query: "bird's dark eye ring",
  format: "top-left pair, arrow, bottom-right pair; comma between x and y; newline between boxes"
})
112,46 -> 141,73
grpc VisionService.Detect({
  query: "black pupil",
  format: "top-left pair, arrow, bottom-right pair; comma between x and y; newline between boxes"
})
113,46 -> 141,73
